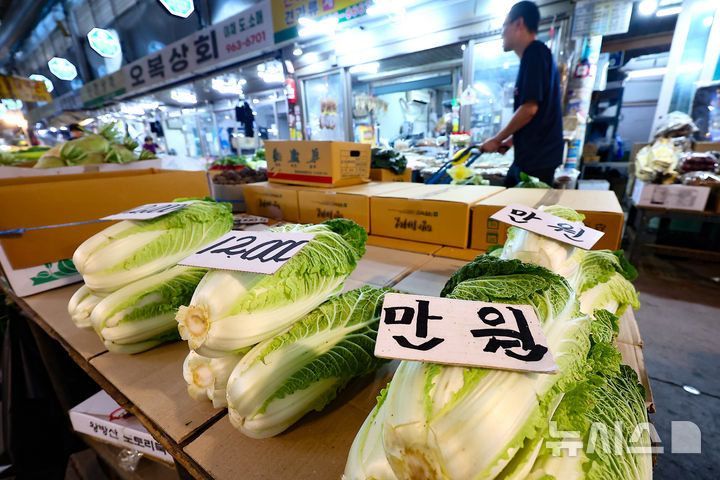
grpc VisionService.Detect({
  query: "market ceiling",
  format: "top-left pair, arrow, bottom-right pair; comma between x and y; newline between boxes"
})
0,0 -> 51,66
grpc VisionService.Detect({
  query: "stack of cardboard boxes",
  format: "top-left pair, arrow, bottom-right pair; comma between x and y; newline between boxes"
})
246,140 -> 626,259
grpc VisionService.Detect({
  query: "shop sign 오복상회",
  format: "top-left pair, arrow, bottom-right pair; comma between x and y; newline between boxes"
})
122,1 -> 272,95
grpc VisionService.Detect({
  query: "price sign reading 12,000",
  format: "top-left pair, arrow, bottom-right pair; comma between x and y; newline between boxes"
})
178,231 -> 315,275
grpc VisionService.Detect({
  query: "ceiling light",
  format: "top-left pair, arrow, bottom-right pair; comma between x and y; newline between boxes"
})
303,51 -> 320,64
29,74 -> 53,93
298,16 -> 339,37
626,67 -> 667,79
171,89 -> 197,104
48,57 -> 77,81
212,77 -> 244,95
3,111 -> 27,129
656,6 -> 681,16
87,28 -> 121,57
284,59 -> 295,74
293,45 -> 303,56
349,62 -> 379,74
368,0 -> 406,16
159,0 -> 194,18
638,0 -> 658,15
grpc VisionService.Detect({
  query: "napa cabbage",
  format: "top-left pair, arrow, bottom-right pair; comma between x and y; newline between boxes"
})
176,219 -> 367,356
226,286 -> 389,438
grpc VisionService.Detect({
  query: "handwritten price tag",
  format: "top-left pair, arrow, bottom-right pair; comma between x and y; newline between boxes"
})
375,293 -> 557,374
178,231 -> 315,274
101,202 -> 195,221
490,203 -> 604,249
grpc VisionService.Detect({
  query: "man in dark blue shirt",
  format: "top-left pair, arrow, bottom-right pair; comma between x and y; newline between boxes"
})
481,1 -> 564,187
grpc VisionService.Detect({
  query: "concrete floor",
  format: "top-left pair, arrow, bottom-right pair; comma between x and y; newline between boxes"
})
633,253 -> 720,479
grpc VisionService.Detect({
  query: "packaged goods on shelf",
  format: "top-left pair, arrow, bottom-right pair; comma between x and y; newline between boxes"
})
70,390 -> 174,463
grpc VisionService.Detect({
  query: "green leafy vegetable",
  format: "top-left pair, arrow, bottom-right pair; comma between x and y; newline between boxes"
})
371,148 -> 407,174
176,219 -> 368,356
375,257 -> 590,480
68,284 -> 107,328
90,266 -> 207,353
184,350 -> 246,408
515,172 -> 551,188
226,286 -> 390,438
73,200 -> 232,292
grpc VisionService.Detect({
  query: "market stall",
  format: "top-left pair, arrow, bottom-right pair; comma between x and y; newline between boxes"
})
1,243 -> 652,479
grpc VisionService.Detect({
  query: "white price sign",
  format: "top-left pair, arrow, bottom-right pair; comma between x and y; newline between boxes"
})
178,231 -> 315,274
490,203 -> 604,249
101,202 -> 195,220
375,293 -> 557,374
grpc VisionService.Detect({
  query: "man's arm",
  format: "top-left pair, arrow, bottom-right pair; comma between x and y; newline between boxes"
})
481,100 -> 539,152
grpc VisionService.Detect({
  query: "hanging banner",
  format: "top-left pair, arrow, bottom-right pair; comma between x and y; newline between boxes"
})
271,0 -> 371,43
122,1 -> 273,95
0,75 -> 52,102
81,70 -> 127,107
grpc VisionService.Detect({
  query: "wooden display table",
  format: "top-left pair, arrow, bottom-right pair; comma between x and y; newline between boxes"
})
1,248 -> 653,479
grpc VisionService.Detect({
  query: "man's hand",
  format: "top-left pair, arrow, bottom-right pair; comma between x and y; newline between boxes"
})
481,136 -> 503,153
499,137 -> 513,153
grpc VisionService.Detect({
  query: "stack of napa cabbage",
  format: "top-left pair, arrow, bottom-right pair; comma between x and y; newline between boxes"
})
344,205 -> 650,480
178,219 -> 393,439
35,123 -> 155,169
68,200 -> 233,353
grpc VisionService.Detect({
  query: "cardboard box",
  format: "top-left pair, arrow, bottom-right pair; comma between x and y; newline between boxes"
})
0,169 -> 209,296
370,185 -> 506,248
242,181 -> 305,222
366,235 -> 442,254
471,188 -> 624,251
70,390 -> 174,463
370,168 -> 413,182
298,182 -> 415,231
265,140 -> 370,187
0,158 -> 164,178
692,142 -> 720,153
211,183 -> 246,213
631,178 -> 711,211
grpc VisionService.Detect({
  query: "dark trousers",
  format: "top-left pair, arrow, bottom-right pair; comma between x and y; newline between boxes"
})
504,163 -> 558,187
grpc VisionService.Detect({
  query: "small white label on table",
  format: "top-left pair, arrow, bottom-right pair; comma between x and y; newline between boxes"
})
101,202 -> 195,220
375,293 -> 557,373
235,215 -> 269,225
491,203 -> 604,249
178,231 -> 315,274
